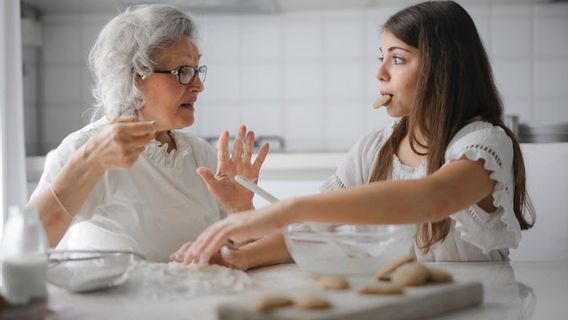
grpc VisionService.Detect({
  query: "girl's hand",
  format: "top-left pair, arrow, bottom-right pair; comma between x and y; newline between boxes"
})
170,241 -> 249,271
173,204 -> 289,265
83,116 -> 156,171
197,125 -> 269,212
211,245 -> 250,271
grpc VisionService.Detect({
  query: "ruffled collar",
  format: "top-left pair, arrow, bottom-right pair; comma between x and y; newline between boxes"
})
144,131 -> 192,169
392,155 -> 427,180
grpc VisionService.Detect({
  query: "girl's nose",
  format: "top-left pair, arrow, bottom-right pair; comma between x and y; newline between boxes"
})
376,63 -> 389,83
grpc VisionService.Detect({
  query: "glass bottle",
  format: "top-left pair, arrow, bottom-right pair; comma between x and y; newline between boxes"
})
1,206 -> 48,305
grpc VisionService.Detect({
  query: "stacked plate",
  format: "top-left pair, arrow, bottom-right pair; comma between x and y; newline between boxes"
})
518,122 -> 568,143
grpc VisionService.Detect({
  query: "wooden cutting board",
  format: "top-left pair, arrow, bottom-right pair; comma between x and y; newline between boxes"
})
217,281 -> 482,320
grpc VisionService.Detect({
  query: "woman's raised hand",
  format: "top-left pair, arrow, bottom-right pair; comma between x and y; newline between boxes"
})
197,125 -> 269,212
83,116 -> 156,171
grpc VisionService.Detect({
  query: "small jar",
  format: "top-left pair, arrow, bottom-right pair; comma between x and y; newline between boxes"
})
1,206 -> 48,305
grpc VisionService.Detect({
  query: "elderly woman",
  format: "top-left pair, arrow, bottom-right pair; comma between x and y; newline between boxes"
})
28,5 -> 268,262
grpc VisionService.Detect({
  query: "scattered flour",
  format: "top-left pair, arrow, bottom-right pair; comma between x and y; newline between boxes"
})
127,261 -> 252,300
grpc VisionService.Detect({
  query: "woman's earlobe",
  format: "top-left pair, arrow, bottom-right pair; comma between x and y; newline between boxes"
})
134,74 -> 147,89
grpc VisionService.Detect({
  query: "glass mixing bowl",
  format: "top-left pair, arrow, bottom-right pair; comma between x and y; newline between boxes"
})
47,250 -> 145,293
283,223 -> 416,275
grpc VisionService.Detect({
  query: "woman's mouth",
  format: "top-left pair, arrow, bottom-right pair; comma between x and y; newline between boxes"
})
180,103 -> 194,109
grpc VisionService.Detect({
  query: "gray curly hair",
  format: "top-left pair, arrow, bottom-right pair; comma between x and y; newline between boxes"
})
88,4 -> 197,118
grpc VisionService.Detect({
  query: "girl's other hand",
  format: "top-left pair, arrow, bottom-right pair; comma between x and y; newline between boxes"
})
170,241 -> 249,271
197,124 -> 269,212
173,205 -> 289,265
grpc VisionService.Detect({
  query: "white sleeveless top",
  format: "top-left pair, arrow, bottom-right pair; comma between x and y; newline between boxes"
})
31,118 -> 225,262
320,121 -> 521,261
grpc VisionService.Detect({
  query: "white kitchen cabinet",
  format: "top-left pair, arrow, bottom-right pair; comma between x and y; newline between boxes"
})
509,143 -> 568,262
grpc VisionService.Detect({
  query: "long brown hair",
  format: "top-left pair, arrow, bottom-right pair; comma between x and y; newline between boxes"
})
369,1 -> 535,253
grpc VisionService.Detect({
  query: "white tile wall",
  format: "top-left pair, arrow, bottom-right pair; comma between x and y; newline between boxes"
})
324,62 -> 364,101
283,103 -> 324,152
42,104 -> 88,148
241,16 -> 282,60
324,104 -> 366,150
242,103 -> 283,136
199,63 -> 241,103
195,16 -> 241,62
30,2 -> 568,154
534,59 -> 568,99
283,16 -> 322,59
533,5 -> 568,56
200,105 -> 241,137
241,63 -> 282,100
490,6 -> 532,58
283,62 -> 324,101
323,15 -> 363,60
42,24 -> 81,64
42,65 -> 82,104
493,58 -> 532,97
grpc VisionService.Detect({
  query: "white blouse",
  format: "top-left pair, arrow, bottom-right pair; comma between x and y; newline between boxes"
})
31,118 -> 225,262
321,121 -> 521,262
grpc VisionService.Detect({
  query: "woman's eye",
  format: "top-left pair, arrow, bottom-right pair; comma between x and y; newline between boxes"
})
393,56 -> 405,64
378,56 -> 384,62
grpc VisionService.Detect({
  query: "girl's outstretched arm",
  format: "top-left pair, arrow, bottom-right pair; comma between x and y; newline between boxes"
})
295,157 -> 496,225
179,158 -> 495,265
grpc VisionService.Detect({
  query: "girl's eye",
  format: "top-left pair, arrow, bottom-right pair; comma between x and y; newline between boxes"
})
393,56 -> 405,64
378,55 -> 384,62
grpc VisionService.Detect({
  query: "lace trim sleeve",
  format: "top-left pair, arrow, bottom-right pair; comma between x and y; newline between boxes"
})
445,124 -> 521,253
320,174 -> 347,193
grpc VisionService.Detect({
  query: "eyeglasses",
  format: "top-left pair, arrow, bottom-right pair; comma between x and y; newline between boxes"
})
153,65 -> 207,85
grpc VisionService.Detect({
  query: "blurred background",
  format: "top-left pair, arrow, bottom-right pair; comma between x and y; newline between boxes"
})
19,0 -> 568,156
13,0 -> 568,261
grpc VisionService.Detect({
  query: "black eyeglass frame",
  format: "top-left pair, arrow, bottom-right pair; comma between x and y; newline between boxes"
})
153,65 -> 207,85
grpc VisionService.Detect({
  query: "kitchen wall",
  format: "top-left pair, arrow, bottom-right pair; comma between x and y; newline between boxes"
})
23,2 -> 568,155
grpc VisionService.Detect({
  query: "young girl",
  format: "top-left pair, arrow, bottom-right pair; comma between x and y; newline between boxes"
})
171,0 -> 535,267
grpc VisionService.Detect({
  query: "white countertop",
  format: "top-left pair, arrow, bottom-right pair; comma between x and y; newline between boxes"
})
259,152 -> 342,180
25,152 -> 346,182
45,261 -> 568,319
27,142 -> 568,181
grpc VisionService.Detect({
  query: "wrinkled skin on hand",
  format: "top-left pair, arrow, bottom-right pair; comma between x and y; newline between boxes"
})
196,125 -> 269,213
84,116 -> 156,171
